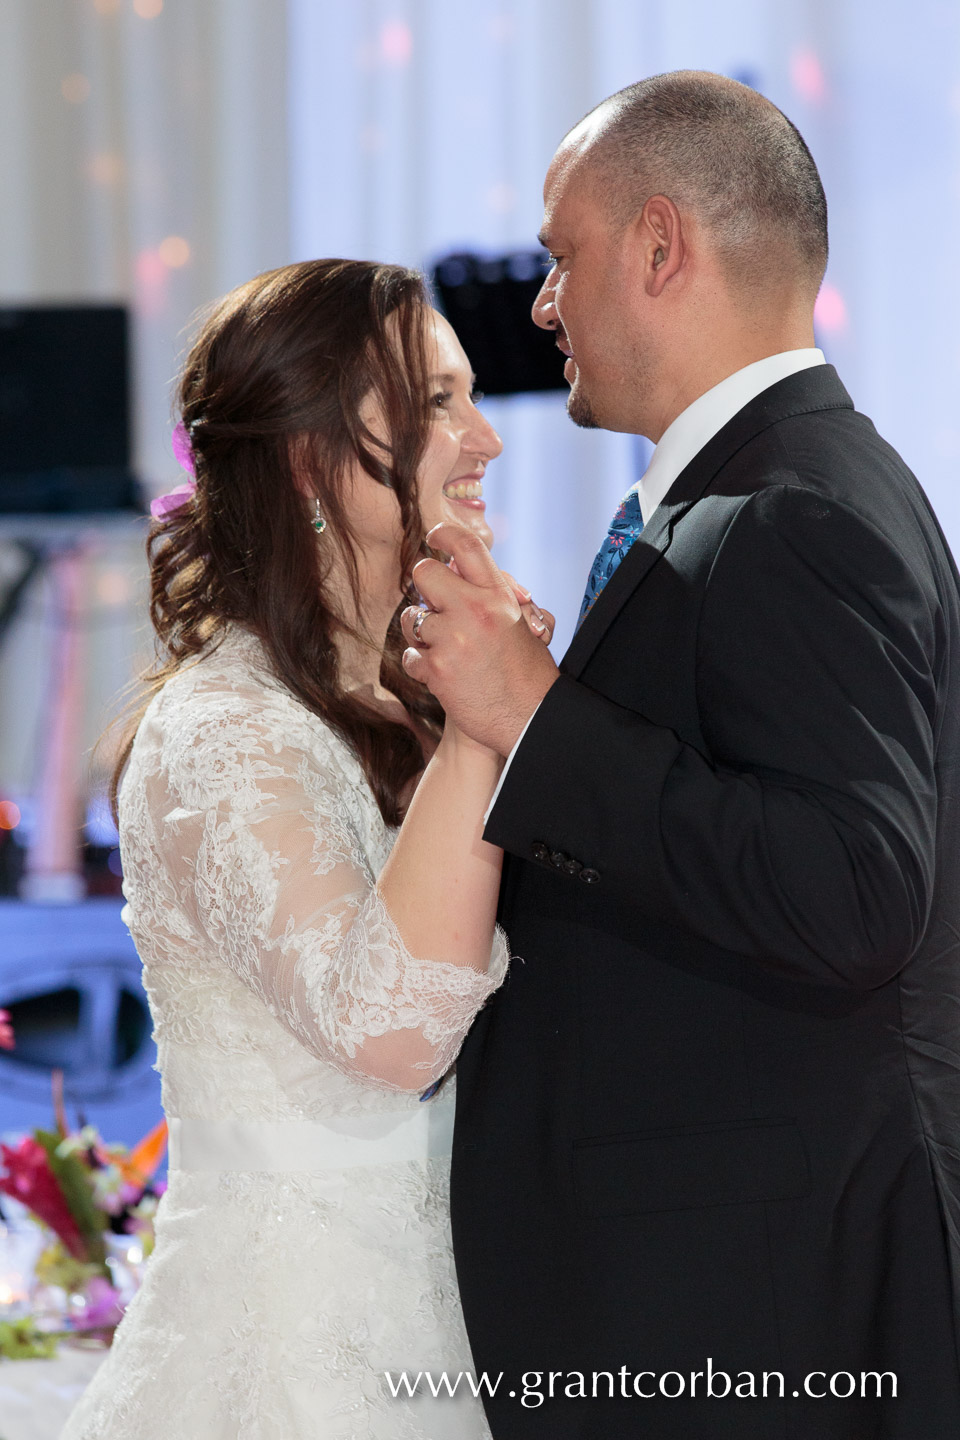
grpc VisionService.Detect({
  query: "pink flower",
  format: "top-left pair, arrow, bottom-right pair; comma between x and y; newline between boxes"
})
0,1137 -> 86,1258
74,1275 -> 125,1330
171,421 -> 195,477
0,1008 -> 13,1050
149,422 -> 198,519
150,481 -> 196,520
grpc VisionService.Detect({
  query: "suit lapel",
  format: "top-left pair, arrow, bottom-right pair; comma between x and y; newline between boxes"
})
560,364 -> 854,680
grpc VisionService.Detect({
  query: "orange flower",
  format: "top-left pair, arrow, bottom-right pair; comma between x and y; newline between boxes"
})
114,1119 -> 168,1189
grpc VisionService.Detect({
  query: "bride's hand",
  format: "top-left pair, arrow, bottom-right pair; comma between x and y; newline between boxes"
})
506,578 -> 555,646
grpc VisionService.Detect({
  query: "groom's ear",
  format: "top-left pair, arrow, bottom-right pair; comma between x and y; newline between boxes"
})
638,195 -> 684,297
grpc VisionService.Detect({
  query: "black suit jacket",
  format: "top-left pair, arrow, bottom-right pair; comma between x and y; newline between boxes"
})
451,367 -> 960,1439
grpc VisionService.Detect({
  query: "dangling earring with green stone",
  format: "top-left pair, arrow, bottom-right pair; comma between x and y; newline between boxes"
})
312,498 -> 327,534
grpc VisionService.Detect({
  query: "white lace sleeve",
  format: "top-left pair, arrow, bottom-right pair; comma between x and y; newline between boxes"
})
141,683 -> 509,1092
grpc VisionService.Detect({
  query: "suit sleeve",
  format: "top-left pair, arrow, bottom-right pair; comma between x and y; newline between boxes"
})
483,482 -> 940,990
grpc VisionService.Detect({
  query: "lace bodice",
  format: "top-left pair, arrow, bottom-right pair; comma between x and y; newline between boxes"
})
60,625 -> 504,1439
119,624 -> 509,1123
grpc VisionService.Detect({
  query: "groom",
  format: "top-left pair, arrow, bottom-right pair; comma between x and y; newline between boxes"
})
402,72 -> 960,1437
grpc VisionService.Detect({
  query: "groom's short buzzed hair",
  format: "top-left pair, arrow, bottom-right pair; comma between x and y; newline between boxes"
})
574,71 -> 828,295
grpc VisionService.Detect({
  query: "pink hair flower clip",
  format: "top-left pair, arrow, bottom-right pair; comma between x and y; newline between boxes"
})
150,422 -> 197,520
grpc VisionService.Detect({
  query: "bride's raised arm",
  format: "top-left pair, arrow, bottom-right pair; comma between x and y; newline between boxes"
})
143,672 -> 508,1093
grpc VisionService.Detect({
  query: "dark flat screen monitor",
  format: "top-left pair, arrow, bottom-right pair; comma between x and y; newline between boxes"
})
432,252 -> 568,397
0,305 -> 139,512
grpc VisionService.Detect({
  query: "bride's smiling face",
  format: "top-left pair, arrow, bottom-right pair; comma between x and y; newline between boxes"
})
417,309 -> 502,548
346,309 -> 502,558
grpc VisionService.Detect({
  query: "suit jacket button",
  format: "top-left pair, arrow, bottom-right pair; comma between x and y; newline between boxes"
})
531,842 -> 549,862
580,868 -> 600,884
550,850 -> 569,869
564,858 -> 582,877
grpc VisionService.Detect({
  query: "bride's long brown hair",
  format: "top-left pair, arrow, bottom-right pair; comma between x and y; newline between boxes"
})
111,258 -> 444,827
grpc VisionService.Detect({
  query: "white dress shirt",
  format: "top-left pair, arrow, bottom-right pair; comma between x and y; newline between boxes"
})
635,347 -> 825,525
485,348 -> 826,821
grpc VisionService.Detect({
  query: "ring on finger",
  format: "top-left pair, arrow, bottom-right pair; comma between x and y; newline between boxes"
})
411,606 -> 431,645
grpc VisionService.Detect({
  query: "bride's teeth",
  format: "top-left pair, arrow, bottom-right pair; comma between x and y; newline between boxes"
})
445,481 -> 483,499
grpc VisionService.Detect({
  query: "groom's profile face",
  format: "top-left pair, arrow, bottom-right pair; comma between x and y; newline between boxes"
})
532,139 -> 641,434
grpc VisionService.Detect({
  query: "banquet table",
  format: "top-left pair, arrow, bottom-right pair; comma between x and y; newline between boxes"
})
0,1347 -> 104,1440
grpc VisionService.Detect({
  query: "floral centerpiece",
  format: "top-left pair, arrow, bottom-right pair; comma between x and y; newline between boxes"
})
0,1048 -> 167,1359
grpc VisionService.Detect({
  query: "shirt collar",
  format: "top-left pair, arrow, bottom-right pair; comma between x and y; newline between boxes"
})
636,349 -> 826,525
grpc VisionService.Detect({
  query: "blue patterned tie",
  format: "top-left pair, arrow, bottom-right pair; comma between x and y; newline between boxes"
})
576,488 -> 645,631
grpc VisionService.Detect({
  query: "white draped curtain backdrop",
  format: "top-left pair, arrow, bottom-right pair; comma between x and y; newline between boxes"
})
0,0 -> 958,798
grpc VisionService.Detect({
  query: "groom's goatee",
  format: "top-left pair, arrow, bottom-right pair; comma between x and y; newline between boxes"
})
568,392 -> 600,428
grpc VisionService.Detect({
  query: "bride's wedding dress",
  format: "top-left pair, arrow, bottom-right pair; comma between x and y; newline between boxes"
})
61,627 -> 507,1439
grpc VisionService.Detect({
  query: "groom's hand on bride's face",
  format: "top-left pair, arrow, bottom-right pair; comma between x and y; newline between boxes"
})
401,522 -> 560,756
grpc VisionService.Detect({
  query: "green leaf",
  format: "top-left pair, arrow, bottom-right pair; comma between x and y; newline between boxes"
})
34,1130 -> 107,1267
0,1317 -> 61,1360
34,1239 -> 103,1294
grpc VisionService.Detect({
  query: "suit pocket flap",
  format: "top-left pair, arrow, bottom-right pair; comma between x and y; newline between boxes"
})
573,1118 -> 811,1217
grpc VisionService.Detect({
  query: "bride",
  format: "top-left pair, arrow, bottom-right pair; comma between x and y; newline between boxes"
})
62,258 -> 550,1439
